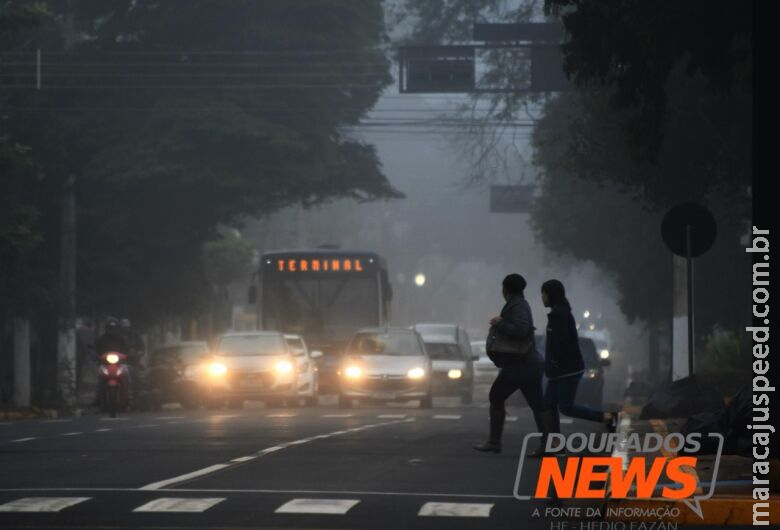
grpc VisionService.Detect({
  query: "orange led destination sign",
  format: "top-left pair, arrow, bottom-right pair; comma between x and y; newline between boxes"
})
273,257 -> 366,273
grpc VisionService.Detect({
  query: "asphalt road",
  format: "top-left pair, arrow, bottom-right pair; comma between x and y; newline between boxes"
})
0,398 -> 604,530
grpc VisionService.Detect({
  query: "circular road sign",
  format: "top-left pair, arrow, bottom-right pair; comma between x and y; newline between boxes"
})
661,202 -> 717,258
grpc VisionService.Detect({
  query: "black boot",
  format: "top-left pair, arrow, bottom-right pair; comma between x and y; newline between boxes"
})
473,407 -> 505,453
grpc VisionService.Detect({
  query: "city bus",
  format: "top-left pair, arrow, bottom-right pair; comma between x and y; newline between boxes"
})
248,249 -> 393,391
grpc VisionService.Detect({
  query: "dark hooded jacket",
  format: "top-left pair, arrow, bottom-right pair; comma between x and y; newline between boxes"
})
544,303 -> 585,379
490,294 -> 543,367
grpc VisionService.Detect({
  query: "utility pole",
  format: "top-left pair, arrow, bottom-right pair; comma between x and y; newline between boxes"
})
57,2 -> 78,410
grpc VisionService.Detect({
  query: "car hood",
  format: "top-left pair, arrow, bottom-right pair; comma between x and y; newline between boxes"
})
342,354 -> 428,376
214,354 -> 290,373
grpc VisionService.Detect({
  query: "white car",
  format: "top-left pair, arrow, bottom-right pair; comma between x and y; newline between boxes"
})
284,334 -> 320,406
471,340 -> 498,385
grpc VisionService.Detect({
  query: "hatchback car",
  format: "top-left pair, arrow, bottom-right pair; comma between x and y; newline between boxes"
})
413,324 -> 475,404
339,328 -> 432,409
205,331 -> 297,407
144,341 -> 209,409
284,333 -> 321,406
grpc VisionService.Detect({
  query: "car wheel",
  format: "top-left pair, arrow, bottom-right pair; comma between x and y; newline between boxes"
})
338,395 -> 353,409
419,393 -> 433,409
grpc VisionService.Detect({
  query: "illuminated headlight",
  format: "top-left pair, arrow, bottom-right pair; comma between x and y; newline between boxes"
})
344,366 -> 362,379
407,367 -> 426,379
274,360 -> 294,375
599,349 -> 610,359
106,353 -> 120,365
447,369 -> 462,379
208,362 -> 228,377
586,368 -> 599,379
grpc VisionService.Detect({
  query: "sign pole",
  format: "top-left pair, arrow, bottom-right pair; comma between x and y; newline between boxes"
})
686,224 -> 694,375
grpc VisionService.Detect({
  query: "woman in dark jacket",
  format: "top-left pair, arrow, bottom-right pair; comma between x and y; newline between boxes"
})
473,274 -> 552,454
541,279 -> 617,434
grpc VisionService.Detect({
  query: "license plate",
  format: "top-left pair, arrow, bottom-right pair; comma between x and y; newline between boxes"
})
372,391 -> 396,400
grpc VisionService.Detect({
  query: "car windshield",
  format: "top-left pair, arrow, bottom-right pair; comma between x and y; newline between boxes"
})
218,335 -> 286,356
425,343 -> 462,360
348,332 -> 423,356
414,324 -> 455,338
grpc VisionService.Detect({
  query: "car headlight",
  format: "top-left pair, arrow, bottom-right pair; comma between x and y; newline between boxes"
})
447,369 -> 462,379
106,353 -> 120,365
208,362 -> 228,377
275,360 -> 294,375
407,367 -> 425,379
586,368 -> 599,379
344,365 -> 362,379
599,349 -> 610,359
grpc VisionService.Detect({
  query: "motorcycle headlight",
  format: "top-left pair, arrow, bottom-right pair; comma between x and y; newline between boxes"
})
447,369 -> 462,379
106,353 -> 120,365
208,362 -> 228,377
407,367 -> 425,379
274,360 -> 294,375
344,365 -> 362,379
586,368 -> 599,379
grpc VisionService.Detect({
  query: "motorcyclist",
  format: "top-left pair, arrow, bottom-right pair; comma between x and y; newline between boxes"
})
94,318 -> 133,405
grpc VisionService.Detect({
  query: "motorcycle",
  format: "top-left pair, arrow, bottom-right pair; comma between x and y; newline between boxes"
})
98,351 -> 130,417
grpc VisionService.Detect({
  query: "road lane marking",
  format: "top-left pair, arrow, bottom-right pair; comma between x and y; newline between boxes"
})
275,498 -> 359,514
135,424 -> 159,428
0,487 -> 515,499
140,465 -> 231,491
95,428 -> 111,432
321,414 -> 353,418
418,502 -> 493,517
560,418 -> 574,424
231,456 -> 257,463
11,437 -> 37,443
266,414 -> 297,418
156,416 -> 184,420
62,432 -> 82,436
43,419 -> 72,423
377,414 -> 406,419
506,416 -> 518,422
138,418 -> 414,490
211,415 -> 239,419
0,497 -> 90,512
99,417 -> 129,421
433,415 -> 461,420
133,497 -> 225,512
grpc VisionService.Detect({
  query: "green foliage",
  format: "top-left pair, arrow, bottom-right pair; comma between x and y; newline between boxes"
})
698,325 -> 747,376
202,227 -> 254,287
1,0 -> 399,326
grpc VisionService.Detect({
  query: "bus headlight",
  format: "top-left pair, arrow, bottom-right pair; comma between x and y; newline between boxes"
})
448,369 -> 462,379
208,362 -> 228,377
274,360 -> 294,375
344,366 -> 362,379
407,367 -> 425,379
599,349 -> 610,359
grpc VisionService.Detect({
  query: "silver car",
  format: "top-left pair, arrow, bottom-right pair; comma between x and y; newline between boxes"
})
204,331 -> 298,407
339,328 -> 433,409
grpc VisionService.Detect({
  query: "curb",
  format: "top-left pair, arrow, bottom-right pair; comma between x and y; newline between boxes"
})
0,408 -> 59,421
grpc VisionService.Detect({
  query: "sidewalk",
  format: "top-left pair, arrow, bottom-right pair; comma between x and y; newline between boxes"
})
604,406 -> 779,525
0,407 -> 59,421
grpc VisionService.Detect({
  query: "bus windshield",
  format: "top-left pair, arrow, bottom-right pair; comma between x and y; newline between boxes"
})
263,276 -> 379,343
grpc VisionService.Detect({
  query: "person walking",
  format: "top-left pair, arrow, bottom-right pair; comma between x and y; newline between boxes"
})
541,279 -> 618,435
473,274 -> 553,454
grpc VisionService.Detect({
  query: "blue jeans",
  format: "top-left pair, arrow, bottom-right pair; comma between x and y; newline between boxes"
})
544,373 -> 603,432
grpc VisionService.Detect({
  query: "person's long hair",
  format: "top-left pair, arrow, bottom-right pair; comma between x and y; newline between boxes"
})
542,279 -> 572,310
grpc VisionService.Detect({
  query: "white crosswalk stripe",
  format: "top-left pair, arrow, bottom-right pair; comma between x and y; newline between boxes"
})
560,418 -> 574,424
418,502 -> 493,517
433,414 -> 461,420
275,498 -> 360,514
0,497 -> 90,512
133,498 -> 225,513
377,414 -> 406,419
321,414 -> 354,418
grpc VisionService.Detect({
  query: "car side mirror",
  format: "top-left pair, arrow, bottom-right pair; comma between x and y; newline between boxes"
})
310,350 -> 323,359
600,359 -> 611,367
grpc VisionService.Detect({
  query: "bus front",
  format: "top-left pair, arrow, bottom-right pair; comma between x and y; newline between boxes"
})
254,250 -> 391,393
